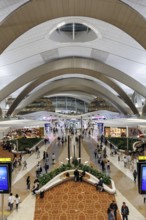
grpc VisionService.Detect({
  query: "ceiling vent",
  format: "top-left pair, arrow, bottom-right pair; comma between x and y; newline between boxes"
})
49,23 -> 97,43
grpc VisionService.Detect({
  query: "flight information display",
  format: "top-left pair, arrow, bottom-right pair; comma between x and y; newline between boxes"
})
141,165 -> 146,191
0,165 -> 9,193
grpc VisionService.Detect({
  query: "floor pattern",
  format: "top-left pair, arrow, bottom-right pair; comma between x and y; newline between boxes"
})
0,146 -> 14,160
34,180 -> 121,220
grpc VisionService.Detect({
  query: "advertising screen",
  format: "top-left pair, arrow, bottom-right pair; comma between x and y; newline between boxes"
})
0,165 -> 9,193
97,123 -> 104,136
141,165 -> 146,191
44,123 -> 50,135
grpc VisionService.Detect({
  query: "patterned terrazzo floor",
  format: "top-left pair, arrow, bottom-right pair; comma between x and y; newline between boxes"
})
0,146 -> 14,160
34,180 -> 122,220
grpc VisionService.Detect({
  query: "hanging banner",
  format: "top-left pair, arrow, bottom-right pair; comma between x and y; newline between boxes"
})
44,123 -> 50,136
97,123 -> 104,136
39,127 -> 44,138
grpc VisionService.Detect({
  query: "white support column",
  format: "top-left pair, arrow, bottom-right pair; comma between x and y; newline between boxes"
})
126,126 -> 129,151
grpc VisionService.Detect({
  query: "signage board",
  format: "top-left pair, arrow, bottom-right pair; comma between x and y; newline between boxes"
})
0,158 -> 12,194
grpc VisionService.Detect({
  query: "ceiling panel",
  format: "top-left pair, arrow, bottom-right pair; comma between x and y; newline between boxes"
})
0,1 -> 146,114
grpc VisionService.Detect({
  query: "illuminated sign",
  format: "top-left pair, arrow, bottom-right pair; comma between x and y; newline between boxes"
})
141,165 -> 146,191
0,158 -> 11,162
0,165 -> 10,193
0,159 -> 12,194
138,156 -> 146,161
137,162 -> 146,194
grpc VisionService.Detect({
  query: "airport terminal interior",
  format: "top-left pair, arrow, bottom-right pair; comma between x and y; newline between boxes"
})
1,0 -> 146,220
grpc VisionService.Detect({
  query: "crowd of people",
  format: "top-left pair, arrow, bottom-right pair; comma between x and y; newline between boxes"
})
3,125 -> 138,219
73,169 -> 85,182
107,200 -> 129,220
8,193 -> 21,211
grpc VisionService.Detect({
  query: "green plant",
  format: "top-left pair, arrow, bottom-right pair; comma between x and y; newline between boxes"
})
38,163 -> 111,187
107,137 -> 139,151
72,157 -> 79,167
11,137 -> 42,151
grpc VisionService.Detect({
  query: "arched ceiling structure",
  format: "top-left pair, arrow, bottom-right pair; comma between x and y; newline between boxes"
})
2,58 -> 146,102
0,0 -> 146,52
14,78 -> 132,115
6,60 -> 140,115
0,0 -> 146,117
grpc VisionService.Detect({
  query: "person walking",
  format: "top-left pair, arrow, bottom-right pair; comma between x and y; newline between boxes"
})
123,156 -> 127,168
107,160 -> 111,172
52,153 -> 56,164
121,202 -> 129,220
133,169 -> 137,182
36,164 -> 41,177
109,200 -> 118,220
26,176 -> 31,190
108,208 -> 115,220
43,151 -> 46,160
15,194 -> 21,210
8,193 -> 15,211
45,152 -> 49,163
44,163 -> 49,173
94,148 -> 97,159
37,149 -> 40,159
22,160 -> 27,169
35,145 -> 39,153
101,159 -> 105,172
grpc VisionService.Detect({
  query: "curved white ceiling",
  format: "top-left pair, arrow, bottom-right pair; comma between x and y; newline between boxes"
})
1,16 -> 146,95
0,0 -> 29,22
0,0 -> 146,116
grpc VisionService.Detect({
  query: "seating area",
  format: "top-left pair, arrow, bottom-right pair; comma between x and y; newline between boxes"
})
36,169 -> 116,195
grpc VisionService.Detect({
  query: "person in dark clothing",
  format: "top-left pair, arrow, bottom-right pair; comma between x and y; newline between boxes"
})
79,171 -> 85,182
94,149 -> 97,159
44,138 -> 48,145
95,178 -> 104,191
133,169 -> 137,182
74,169 -> 79,182
109,200 -> 118,220
32,183 -> 39,195
101,159 -> 105,172
43,151 -> 46,160
121,202 -> 129,220
44,163 -> 49,173
108,208 -> 115,220
26,176 -> 30,190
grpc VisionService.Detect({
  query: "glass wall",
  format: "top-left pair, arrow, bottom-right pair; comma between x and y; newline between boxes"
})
49,97 -> 88,114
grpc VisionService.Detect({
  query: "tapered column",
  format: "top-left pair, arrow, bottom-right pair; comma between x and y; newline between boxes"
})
79,135 -> 81,164
81,116 -> 83,134
1,194 -> 4,220
68,135 -> 70,165
126,126 -> 129,152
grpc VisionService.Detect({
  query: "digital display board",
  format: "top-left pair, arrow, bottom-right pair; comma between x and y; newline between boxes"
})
0,165 -> 9,193
141,165 -> 146,191
137,161 -> 146,194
